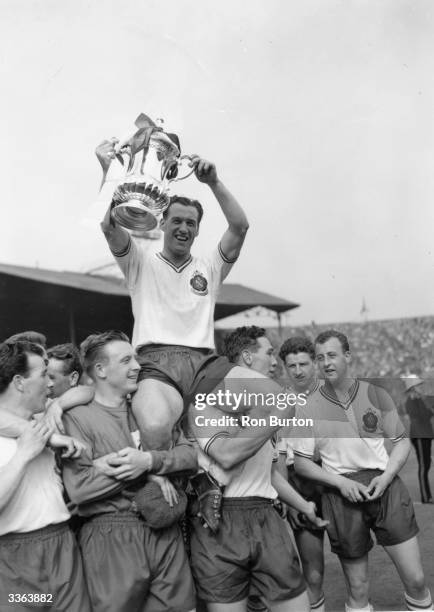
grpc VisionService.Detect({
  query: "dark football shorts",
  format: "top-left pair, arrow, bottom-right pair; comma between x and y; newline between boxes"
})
189,497 -> 306,604
0,522 -> 91,612
322,468 -> 419,559
78,512 -> 195,612
287,464 -> 324,535
136,344 -> 234,409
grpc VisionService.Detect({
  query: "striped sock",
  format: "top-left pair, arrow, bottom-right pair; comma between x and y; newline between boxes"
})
311,594 -> 325,612
405,590 -> 433,610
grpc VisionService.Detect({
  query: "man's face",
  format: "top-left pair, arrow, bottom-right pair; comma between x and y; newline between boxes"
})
248,336 -> 278,378
315,337 -> 350,386
161,203 -> 199,257
47,358 -> 77,399
21,353 -> 53,413
100,341 -> 140,395
284,351 -> 316,393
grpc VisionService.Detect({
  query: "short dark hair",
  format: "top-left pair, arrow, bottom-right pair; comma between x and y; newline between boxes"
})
315,329 -> 350,353
222,326 -> 267,363
80,330 -> 130,377
5,331 -> 47,348
47,343 -> 83,378
163,196 -> 204,225
279,336 -> 315,362
0,341 -> 45,394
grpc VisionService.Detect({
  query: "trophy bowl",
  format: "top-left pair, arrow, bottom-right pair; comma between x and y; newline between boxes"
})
111,182 -> 171,232
110,115 -> 193,232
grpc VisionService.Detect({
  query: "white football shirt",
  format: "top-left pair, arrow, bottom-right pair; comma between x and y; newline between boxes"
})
0,437 -> 70,535
113,237 -> 235,349
293,380 -> 406,475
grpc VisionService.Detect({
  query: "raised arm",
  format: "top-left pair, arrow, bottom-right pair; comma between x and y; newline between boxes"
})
190,156 -> 249,262
96,139 -> 131,255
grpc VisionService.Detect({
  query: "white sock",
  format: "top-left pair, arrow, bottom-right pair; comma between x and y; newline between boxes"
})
405,590 -> 433,610
345,603 -> 373,612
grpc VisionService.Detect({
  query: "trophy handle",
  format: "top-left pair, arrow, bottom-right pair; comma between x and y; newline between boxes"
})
171,155 -> 195,182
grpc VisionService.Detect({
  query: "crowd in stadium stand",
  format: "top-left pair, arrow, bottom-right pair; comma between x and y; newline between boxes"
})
218,316 -> 434,378
217,316 -> 434,412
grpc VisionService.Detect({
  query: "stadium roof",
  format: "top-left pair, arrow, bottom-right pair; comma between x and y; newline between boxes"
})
0,262 -> 128,296
0,262 -> 298,343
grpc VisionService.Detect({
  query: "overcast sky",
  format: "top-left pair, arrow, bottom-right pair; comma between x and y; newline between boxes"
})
1,0 -> 433,325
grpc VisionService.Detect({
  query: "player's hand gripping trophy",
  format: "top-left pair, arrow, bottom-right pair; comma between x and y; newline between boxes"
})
96,113 -> 194,235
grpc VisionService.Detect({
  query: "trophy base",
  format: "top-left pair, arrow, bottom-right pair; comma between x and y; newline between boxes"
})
111,200 -> 160,232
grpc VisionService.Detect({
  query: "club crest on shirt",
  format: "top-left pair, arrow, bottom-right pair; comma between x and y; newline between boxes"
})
362,408 -> 379,433
190,270 -> 208,295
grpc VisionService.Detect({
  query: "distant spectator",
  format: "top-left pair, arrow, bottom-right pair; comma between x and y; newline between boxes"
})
404,375 -> 434,504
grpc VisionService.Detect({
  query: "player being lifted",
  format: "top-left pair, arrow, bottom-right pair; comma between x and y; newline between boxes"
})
98,139 -> 248,453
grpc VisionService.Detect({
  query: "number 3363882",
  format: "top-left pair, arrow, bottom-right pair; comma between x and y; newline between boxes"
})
8,594 -> 53,603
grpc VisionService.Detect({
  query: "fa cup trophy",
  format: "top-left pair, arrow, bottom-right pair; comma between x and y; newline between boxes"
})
107,113 -> 193,233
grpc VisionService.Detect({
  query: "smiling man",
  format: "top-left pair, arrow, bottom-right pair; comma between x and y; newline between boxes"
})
61,330 -> 197,612
98,142 -> 249,456
0,341 -> 90,611
294,329 -> 432,612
